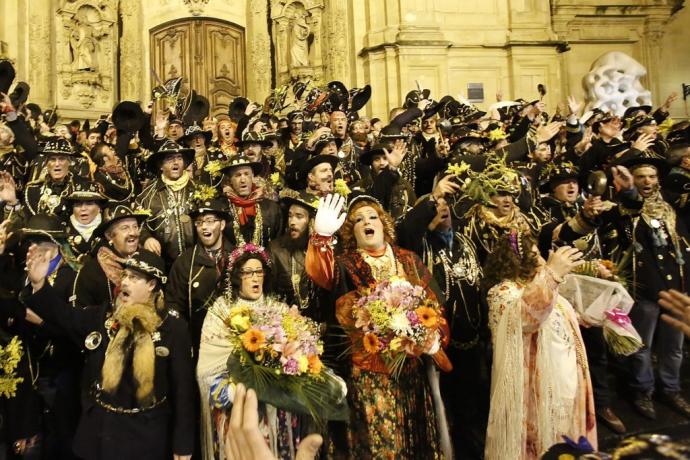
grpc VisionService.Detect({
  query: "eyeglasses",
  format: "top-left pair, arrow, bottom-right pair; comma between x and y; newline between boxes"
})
239,269 -> 265,279
194,218 -> 221,227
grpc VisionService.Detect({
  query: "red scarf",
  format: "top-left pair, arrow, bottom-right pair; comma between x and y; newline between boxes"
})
225,186 -> 263,225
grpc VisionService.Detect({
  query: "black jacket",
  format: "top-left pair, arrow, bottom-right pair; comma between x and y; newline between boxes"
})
223,198 -> 283,248
23,285 -> 195,460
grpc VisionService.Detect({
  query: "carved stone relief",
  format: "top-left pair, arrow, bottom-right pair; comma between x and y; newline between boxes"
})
247,0 -> 272,99
270,0 -> 324,84
56,0 -> 116,111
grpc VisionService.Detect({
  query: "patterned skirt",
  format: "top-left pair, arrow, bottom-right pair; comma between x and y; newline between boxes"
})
347,360 -> 442,460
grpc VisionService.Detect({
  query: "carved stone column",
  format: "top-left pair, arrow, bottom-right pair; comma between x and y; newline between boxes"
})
323,0 -> 348,83
119,0 -> 143,102
55,0 -> 117,119
247,0 -> 272,100
28,0 -> 54,108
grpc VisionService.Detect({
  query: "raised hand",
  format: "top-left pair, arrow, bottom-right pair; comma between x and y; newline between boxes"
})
0,220 -> 13,255
659,290 -> 690,338
567,96 -> 582,116
0,171 -> 18,205
661,92 -> 679,112
611,165 -> 634,192
632,133 -> 655,152
432,175 -> 462,201
25,244 -> 51,291
385,138 -> 408,169
224,384 -> 322,460
546,245 -> 584,279
535,121 -> 564,143
581,195 -> 605,219
314,193 -> 346,237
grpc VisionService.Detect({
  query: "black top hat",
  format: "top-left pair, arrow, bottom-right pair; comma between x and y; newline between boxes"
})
235,131 -> 273,150
124,251 -> 167,285
40,137 -> 75,157
112,101 -> 146,133
538,162 -> 580,193
65,181 -> 108,204
359,143 -> 387,167
9,82 -> 30,108
301,152 -> 339,177
180,124 -> 212,146
349,85 -> 371,114
615,149 -> 669,173
95,204 -> 150,237
189,198 -> 231,220
623,105 -> 652,120
20,214 -> 66,245
279,189 -> 319,215
219,154 -> 263,175
147,139 -> 195,168
183,94 -> 210,126
0,60 -> 16,95
312,132 -> 343,153
403,89 -> 431,109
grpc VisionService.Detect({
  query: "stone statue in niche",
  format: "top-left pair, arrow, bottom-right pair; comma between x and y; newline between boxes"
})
69,22 -> 97,71
288,15 -> 311,68
582,51 -> 652,117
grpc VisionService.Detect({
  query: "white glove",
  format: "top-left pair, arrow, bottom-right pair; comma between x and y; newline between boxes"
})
314,193 -> 346,237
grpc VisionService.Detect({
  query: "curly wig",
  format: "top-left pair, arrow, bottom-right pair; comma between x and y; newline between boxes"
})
339,199 -> 396,250
482,231 -> 540,292
228,253 -> 273,300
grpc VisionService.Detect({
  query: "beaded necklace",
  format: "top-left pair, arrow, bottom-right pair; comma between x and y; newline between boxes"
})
230,204 -> 263,245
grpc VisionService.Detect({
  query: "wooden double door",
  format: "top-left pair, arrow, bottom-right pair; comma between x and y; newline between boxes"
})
150,18 -> 246,118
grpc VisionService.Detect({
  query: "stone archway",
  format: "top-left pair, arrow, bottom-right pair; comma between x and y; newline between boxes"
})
150,18 -> 246,117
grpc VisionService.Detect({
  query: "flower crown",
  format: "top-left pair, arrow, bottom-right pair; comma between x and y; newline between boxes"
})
227,243 -> 272,275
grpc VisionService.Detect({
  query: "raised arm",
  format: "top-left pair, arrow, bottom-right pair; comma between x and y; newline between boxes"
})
305,194 -> 346,290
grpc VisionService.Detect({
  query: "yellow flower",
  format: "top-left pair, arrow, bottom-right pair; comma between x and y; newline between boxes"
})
230,314 -> 251,332
241,329 -> 265,353
297,355 -> 309,373
308,355 -> 323,375
363,333 -> 380,354
487,127 -> 507,142
390,337 -> 403,351
415,306 -> 439,328
192,184 -> 217,202
270,172 -> 281,186
334,179 -> 351,197
446,162 -> 470,177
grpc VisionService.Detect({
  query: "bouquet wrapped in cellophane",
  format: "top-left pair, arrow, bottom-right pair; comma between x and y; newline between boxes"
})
560,273 -> 643,356
224,302 -> 348,427
351,276 -> 449,377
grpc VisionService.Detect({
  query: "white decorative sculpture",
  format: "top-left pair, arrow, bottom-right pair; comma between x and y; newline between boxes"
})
582,52 -> 652,116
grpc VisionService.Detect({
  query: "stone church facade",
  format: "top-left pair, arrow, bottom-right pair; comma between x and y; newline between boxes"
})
0,0 -> 687,120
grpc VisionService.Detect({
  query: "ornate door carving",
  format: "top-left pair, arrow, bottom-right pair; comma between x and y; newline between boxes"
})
150,19 -> 246,117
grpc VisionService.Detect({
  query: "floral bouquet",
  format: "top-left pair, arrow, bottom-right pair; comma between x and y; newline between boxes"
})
351,276 -> 447,377
560,273 -> 643,356
225,301 -> 348,426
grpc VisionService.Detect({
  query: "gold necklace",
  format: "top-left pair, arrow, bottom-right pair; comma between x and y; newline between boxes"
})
231,204 -> 263,245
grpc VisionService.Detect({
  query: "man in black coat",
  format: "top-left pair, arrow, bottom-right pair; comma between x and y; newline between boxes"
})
166,198 -> 233,357
220,155 -> 282,247
23,250 -> 195,460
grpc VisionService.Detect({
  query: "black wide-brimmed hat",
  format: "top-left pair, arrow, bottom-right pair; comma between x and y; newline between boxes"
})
65,182 -> 108,205
538,162 -> 580,193
279,189 -> 319,215
0,60 -> 15,95
665,167 -> 690,193
9,82 -> 30,108
359,143 -> 387,167
189,198 -> 231,220
20,214 -> 66,245
219,154 -> 263,175
39,137 -> 75,157
623,105 -> 652,120
95,204 -> 150,237
146,139 -> 195,168
179,124 -> 212,146
301,154 -> 339,183
124,251 -> 167,284
312,132 -> 343,153
112,101 -> 146,133
235,131 -> 273,150
615,149 -> 669,174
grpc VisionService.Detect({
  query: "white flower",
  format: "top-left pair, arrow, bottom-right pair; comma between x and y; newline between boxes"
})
390,311 -> 412,335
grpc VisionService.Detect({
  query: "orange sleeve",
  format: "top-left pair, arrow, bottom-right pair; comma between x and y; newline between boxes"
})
305,233 -> 336,290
